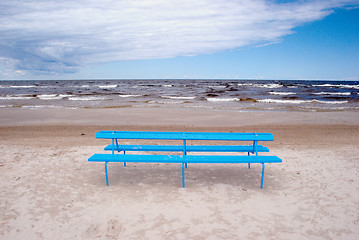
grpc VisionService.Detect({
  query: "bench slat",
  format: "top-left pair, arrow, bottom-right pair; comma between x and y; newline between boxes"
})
97,131 -> 274,141
98,131 -> 185,140
184,155 -> 282,163
104,144 -> 269,152
185,132 -> 273,141
88,154 -> 281,164
89,153 -> 183,163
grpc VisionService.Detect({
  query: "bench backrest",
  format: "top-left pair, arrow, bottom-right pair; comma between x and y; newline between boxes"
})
97,131 -> 274,141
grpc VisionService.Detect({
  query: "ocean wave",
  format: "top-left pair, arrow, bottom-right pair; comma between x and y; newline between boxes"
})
313,92 -> 351,96
258,99 -> 348,104
0,105 -> 75,109
237,83 -> 253,87
98,85 -> 118,89
269,92 -> 296,95
312,100 -> 349,104
0,95 -> 35,100
313,84 -> 359,90
162,96 -> 196,100
254,83 -> 282,89
147,100 -> 185,104
119,94 -> 142,98
258,99 -> 308,104
9,85 -> 36,88
208,85 -> 226,89
21,105 -> 75,109
37,94 -> 73,100
137,84 -> 158,87
162,84 -> 173,87
68,96 -> 111,101
67,84 -> 91,88
207,97 -> 239,102
8,85 -> 51,89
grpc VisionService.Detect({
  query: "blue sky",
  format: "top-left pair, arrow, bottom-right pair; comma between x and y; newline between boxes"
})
0,0 -> 358,80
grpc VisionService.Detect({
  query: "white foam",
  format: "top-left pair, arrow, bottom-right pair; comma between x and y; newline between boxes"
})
68,96 -> 109,101
313,92 -> 351,96
98,85 -> 117,89
9,85 -> 35,88
37,94 -> 57,100
162,85 -> 173,87
119,94 -> 141,98
254,83 -> 282,89
314,100 -> 348,104
258,99 -> 308,104
258,99 -> 348,104
269,92 -> 296,95
162,96 -> 196,100
313,84 -> 359,90
208,85 -> 226,89
37,94 -> 73,100
237,83 -> 253,87
21,105 -> 69,109
59,94 -> 74,98
207,97 -> 239,102
147,100 -> 184,104
0,95 -> 35,100
9,85 -> 50,89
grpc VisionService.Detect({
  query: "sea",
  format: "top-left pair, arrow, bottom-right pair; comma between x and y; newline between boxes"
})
0,79 -> 358,112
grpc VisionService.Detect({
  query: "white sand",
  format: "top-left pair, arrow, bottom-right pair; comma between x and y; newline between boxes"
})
0,108 -> 358,239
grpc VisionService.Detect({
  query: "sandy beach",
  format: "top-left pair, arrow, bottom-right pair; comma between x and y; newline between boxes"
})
1,107 -> 358,239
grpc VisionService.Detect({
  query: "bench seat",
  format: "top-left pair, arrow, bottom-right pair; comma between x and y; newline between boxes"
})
89,153 -> 184,163
89,153 -> 280,163
104,144 -> 269,153
89,153 -> 281,188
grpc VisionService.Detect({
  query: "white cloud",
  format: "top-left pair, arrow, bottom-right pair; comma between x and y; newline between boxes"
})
0,0 -> 357,75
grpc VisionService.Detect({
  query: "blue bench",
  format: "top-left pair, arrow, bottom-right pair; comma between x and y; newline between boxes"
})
88,131 -> 282,188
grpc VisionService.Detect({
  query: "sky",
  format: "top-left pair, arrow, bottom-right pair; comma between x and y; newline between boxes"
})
0,0 -> 359,81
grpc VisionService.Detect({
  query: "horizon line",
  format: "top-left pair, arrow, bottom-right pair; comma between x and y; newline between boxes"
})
0,78 -> 358,82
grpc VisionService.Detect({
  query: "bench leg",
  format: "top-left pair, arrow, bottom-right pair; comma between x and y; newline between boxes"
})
248,152 -> 251,169
260,163 -> 265,189
105,162 -> 109,186
123,151 -> 126,167
182,163 -> 185,188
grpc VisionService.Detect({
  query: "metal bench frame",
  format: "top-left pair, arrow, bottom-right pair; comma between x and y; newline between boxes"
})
88,131 -> 282,188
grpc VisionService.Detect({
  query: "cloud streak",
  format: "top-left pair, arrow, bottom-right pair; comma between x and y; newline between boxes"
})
0,0 -> 358,75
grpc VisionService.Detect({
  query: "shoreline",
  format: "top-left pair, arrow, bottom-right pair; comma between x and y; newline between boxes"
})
1,107 -> 359,127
